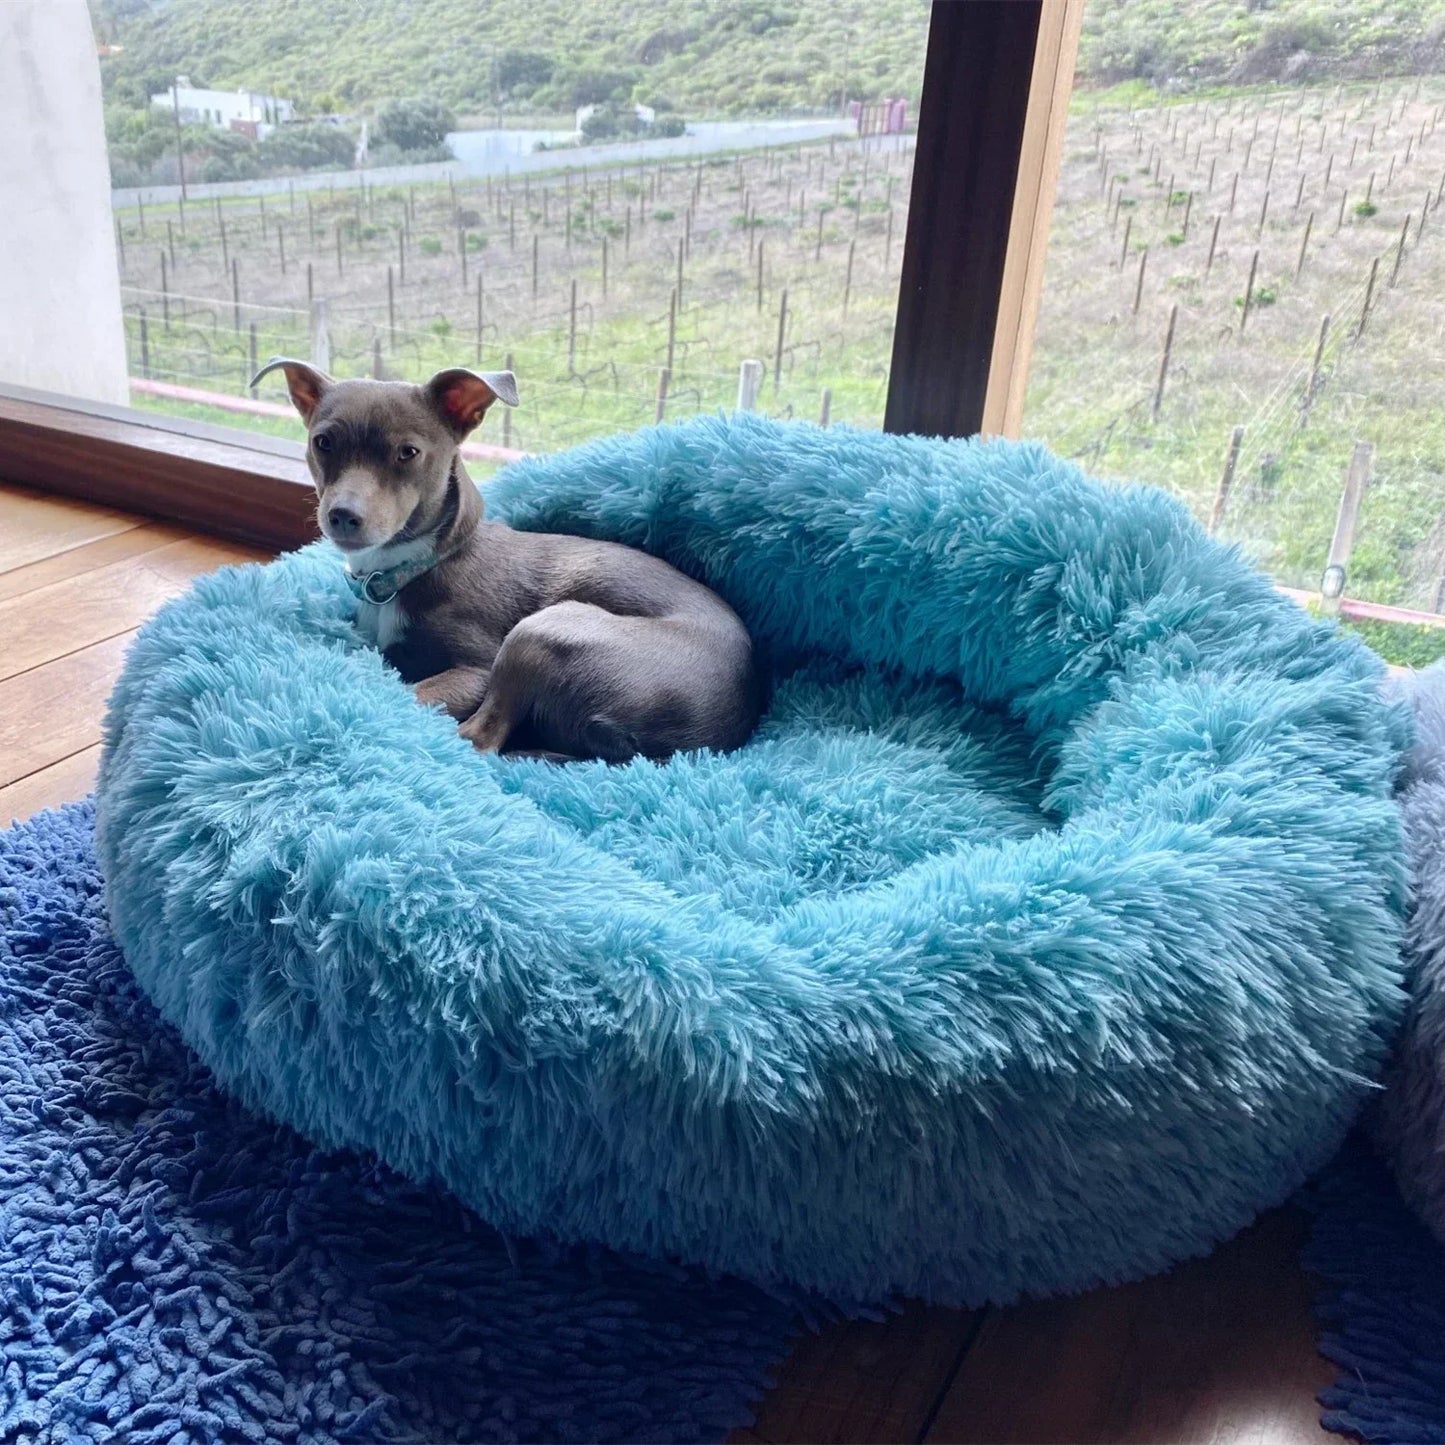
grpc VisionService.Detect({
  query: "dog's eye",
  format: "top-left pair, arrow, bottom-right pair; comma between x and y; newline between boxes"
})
312,433 -> 333,453
397,445 -> 420,462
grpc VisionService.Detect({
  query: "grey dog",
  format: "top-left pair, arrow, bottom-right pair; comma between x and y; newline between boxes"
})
253,358 -> 760,761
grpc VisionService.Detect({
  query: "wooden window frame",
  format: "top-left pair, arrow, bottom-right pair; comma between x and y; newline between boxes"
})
0,3 -> 1080,541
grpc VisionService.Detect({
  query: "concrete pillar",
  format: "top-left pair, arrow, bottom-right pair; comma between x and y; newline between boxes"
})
0,0 -> 128,404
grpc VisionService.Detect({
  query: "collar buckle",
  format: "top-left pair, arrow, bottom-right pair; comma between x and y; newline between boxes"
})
359,570 -> 400,605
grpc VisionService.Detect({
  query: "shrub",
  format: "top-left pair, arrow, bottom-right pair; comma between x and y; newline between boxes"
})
1346,618 -> 1445,668
1354,200 -> 1379,218
418,236 -> 442,257
374,97 -> 455,156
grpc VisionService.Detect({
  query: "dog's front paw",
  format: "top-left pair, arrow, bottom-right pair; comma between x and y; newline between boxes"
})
458,703 -> 510,753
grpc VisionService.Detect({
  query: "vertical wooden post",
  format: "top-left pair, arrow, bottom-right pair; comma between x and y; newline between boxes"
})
843,239 -> 856,315
1239,250 -> 1259,333
159,251 -> 170,330
306,261 -> 314,309
736,359 -> 764,411
277,224 -> 286,276
501,351 -> 514,449
166,218 -> 176,268
1302,312 -> 1330,425
1181,190 -> 1193,237
531,233 -> 539,298
1320,441 -> 1375,612
1257,188 -> 1270,236
1118,213 -> 1133,269
116,218 -> 126,268
773,287 -> 788,392
666,288 -> 677,376
815,208 -> 824,261
1357,254 -> 1380,337
1132,246 -> 1148,315
1208,425 -> 1244,534
1152,304 -> 1178,421
818,387 -> 832,427
567,278 -> 577,374
139,308 -> 150,379
1205,214 -> 1221,278
1296,211 -> 1314,276
1391,213 -> 1410,284
310,298 -> 331,373
219,209 -> 229,268
1229,172 -> 1239,213
654,366 -> 670,423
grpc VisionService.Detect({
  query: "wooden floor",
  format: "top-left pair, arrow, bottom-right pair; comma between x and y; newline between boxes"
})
1,480 -> 1333,1444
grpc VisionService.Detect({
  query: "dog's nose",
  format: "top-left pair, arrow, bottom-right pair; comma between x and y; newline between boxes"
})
327,504 -> 362,537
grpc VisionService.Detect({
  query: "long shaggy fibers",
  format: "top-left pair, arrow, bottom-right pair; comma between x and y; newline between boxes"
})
1374,663 -> 1445,1237
96,415 -> 1410,1307
0,803 -> 796,1444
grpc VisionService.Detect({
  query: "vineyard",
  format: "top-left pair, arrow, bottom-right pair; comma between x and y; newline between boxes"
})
115,132 -> 908,462
111,73 -> 1445,647
1028,75 -> 1445,617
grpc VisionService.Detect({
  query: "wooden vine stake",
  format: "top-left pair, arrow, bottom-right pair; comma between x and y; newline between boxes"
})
1152,304 -> 1179,421
1208,425 -> 1244,535
1319,441 -> 1374,614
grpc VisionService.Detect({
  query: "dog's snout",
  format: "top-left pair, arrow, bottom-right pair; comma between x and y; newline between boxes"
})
327,504 -> 363,537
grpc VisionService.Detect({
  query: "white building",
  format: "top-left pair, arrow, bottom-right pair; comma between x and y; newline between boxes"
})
149,77 -> 293,137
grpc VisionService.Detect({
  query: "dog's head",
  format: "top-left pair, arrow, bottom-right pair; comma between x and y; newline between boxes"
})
252,359 -> 518,552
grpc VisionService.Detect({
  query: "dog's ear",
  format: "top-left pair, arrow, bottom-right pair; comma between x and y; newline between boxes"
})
425,367 -> 520,435
250,357 -> 332,423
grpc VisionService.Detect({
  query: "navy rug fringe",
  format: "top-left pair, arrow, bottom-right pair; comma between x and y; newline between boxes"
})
0,803 -> 796,1444
1301,1136 -> 1445,1443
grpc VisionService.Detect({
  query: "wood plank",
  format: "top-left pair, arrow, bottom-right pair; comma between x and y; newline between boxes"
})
0,383 -> 318,552
0,520 -> 191,604
981,0 -> 1087,438
0,483 -> 141,574
735,1303 -> 982,1445
0,633 -> 134,787
884,3 -> 1043,437
5,535 -> 267,681
0,744 -> 102,826
923,1208 -> 1329,1445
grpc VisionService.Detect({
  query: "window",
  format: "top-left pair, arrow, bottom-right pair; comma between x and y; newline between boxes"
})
68,2 -> 933,474
1015,0 -> 1445,656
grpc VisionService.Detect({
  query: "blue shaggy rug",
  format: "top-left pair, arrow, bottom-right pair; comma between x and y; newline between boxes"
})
96,414 -> 1410,1309
1302,1138 -> 1445,1443
0,803 -> 796,1443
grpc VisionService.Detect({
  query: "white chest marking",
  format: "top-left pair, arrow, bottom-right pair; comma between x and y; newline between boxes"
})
355,596 -> 408,651
347,536 -> 431,653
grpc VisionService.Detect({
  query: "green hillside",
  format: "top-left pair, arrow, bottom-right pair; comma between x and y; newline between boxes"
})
91,0 -> 1445,129
90,0 -> 932,119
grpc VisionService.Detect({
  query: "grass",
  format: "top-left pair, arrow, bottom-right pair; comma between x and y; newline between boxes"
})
1023,72 -> 1445,613
113,70 -> 1445,618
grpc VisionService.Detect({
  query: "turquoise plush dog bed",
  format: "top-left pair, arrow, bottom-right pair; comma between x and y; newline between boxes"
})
96,415 -> 1409,1307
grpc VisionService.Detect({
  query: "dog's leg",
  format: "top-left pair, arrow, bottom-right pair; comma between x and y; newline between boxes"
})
414,665 -> 491,721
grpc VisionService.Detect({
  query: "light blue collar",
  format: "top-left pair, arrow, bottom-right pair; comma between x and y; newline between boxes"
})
343,542 -> 449,605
